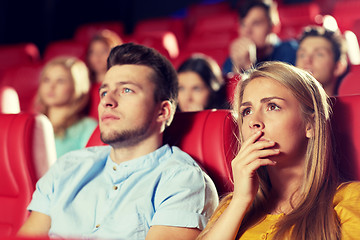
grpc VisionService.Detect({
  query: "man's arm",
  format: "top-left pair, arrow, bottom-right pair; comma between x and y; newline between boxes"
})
17,211 -> 51,237
145,225 -> 200,240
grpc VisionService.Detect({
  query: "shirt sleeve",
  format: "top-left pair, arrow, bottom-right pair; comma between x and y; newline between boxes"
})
27,162 -> 59,215
334,181 -> 360,239
150,165 -> 219,230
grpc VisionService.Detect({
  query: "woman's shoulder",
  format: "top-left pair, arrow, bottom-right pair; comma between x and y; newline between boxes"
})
334,181 -> 360,210
334,182 -> 360,238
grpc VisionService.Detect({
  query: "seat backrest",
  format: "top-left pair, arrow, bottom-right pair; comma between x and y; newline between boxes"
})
0,43 -> 40,81
0,113 -> 56,237
43,40 -> 87,62
130,31 -> 180,60
331,95 -> 360,181
0,86 -> 20,114
338,65 -> 360,96
86,109 -> 238,196
73,21 -> 125,45
0,63 -> 43,112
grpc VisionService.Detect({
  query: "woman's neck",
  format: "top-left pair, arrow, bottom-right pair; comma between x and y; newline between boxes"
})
47,106 -> 70,127
96,72 -> 105,83
266,163 -> 305,214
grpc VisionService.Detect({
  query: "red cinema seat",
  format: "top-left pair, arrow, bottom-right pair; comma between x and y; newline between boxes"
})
43,40 -> 87,62
338,65 -> 360,96
0,113 -> 56,237
190,11 -> 239,37
332,95 -> 360,181
0,63 -> 43,112
73,21 -> 125,45
88,82 -> 101,120
277,2 -> 321,40
0,43 -> 40,80
133,17 -> 186,48
131,31 -> 180,60
0,86 -> 20,114
86,109 -> 238,196
332,0 -> 360,32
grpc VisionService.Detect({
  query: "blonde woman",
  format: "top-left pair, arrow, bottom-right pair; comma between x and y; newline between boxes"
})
35,57 -> 97,158
197,61 -> 360,240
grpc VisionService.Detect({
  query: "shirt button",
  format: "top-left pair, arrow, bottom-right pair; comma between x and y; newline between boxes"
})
113,185 -> 118,190
95,224 -> 100,228
113,166 -> 117,171
261,234 -> 266,239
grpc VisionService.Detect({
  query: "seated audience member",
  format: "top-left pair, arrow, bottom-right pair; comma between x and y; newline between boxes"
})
222,0 -> 298,75
197,62 -> 360,240
34,57 -> 97,159
87,29 -> 123,84
177,54 -> 228,112
296,26 -> 348,96
18,43 -> 219,240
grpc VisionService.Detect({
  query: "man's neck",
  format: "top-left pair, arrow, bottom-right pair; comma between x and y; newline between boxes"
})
109,134 -> 163,164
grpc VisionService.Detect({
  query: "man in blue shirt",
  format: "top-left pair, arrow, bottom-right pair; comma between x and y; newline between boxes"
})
18,43 -> 219,239
222,0 -> 298,75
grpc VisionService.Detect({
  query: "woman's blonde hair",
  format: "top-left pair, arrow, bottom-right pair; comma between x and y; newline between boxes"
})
36,56 -> 91,136
200,61 -> 340,240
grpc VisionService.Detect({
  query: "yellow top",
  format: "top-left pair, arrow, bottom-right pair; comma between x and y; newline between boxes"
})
209,182 -> 360,240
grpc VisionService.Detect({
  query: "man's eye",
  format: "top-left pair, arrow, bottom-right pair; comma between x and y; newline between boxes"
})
100,91 -> 107,98
123,88 -> 133,93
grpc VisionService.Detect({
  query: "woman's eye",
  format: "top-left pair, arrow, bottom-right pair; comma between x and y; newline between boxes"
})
267,103 -> 280,111
241,107 -> 252,117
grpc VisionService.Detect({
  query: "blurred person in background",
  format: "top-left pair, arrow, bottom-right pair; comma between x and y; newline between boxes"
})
177,53 -> 228,112
34,56 -> 97,158
222,0 -> 298,75
296,26 -> 348,96
87,29 -> 123,84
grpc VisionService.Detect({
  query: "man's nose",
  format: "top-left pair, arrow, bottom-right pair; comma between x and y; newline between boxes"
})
100,91 -> 118,108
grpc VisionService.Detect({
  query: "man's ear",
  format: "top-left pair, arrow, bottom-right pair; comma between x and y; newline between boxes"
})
334,60 -> 348,78
157,100 -> 173,126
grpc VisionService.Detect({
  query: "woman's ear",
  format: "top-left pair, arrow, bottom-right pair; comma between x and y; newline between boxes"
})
305,122 -> 314,139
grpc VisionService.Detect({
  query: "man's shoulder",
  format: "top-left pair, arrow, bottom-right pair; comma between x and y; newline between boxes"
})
275,39 -> 298,51
166,146 -> 200,167
56,145 -> 111,167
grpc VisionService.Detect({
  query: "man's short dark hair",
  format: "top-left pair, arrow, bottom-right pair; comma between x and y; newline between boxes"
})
107,43 -> 178,106
299,26 -> 347,63
238,0 -> 274,26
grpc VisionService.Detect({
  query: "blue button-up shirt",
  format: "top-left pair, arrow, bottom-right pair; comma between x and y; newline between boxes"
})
28,144 -> 219,239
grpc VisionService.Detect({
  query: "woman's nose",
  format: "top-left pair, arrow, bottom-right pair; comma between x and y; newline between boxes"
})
248,114 -> 264,130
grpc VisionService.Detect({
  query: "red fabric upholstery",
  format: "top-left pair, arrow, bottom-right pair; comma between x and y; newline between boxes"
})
43,40 -> 87,62
88,82 -> 101,120
338,65 -> 360,96
73,21 -> 125,45
0,114 -> 36,237
86,109 -> 238,196
277,2 -> 321,40
332,95 -> 360,181
133,18 -> 186,48
0,43 -> 40,81
130,31 -> 180,60
332,0 -> 360,31
0,113 -> 56,237
0,63 -> 43,112
0,86 -> 20,114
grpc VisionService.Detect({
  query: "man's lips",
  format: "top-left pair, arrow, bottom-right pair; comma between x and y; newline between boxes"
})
101,114 -> 120,122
